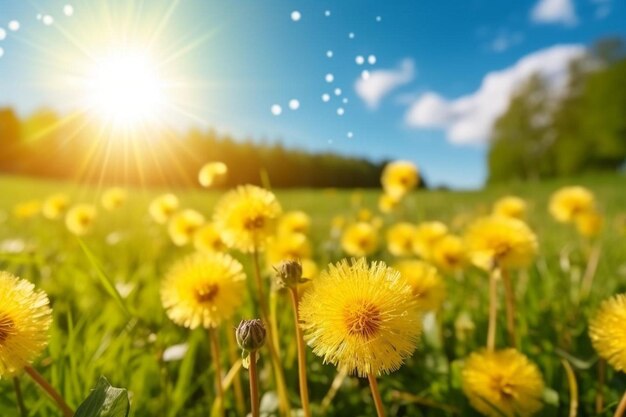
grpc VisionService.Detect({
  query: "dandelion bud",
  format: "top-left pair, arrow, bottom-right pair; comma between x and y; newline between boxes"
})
236,319 -> 266,353
274,259 -> 303,288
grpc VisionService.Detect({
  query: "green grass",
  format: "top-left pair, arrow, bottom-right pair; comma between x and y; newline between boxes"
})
0,173 -> 625,416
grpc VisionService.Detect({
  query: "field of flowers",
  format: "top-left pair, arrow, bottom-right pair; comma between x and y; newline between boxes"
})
0,166 -> 625,417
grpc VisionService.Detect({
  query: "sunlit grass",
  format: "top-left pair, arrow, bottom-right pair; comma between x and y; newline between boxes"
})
0,173 -> 624,416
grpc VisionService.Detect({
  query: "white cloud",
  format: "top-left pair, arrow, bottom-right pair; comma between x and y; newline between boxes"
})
405,45 -> 586,145
355,59 -> 415,108
531,0 -> 578,26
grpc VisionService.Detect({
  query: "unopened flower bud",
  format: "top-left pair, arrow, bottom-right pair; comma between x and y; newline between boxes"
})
275,259 -> 303,288
236,319 -> 266,352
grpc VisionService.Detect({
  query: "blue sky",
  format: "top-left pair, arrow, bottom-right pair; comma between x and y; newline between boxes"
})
0,0 -> 624,188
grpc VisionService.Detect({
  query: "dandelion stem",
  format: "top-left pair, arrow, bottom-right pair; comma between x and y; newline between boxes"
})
13,377 -> 27,417
248,351 -> 261,417
487,268 -> 499,352
367,373 -> 387,417
581,243 -> 601,299
24,366 -> 73,417
561,359 -> 578,417
289,287 -> 312,417
613,390 -> 626,417
251,248 -> 291,417
501,267 -> 517,348
321,368 -> 348,412
226,327 -> 246,417
596,359 -> 606,414
209,328 -> 225,417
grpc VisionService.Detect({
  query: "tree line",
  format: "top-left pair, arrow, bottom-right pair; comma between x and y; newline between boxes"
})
0,109 -> 390,188
488,38 -> 626,183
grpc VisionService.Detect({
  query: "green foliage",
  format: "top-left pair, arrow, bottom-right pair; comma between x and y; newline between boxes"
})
74,377 -> 130,417
488,38 -> 626,183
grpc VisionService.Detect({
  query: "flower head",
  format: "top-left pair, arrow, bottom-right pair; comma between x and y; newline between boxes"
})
431,234 -> 466,273
213,185 -> 282,253
549,186 -> 595,223
193,223 -> 226,253
265,232 -> 312,269
464,216 -> 537,270
149,193 -> 179,224
161,252 -> 246,329
341,222 -> 379,257
378,193 -> 400,214
13,200 -> 40,220
236,319 -> 266,352
393,260 -> 445,311
0,271 -> 52,377
381,160 -> 419,199
42,194 -> 70,220
299,258 -> 421,377
462,349 -> 545,417
386,222 -> 417,257
65,204 -> 97,236
575,210 -> 603,238
412,221 -> 448,260
277,211 -> 311,235
101,187 -> 127,211
198,162 -> 228,188
168,209 -> 205,246
589,294 -> 626,372
274,259 -> 304,289
493,196 -> 527,220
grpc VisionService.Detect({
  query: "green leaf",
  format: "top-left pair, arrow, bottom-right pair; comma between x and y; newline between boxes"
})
74,376 -> 130,417
77,238 -> 132,318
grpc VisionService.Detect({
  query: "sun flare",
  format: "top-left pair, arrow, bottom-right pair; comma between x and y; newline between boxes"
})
84,49 -> 167,128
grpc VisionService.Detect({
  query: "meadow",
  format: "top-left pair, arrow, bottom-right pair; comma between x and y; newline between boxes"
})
0,172 -> 625,417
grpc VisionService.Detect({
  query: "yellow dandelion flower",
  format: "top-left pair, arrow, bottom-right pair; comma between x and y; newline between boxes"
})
493,196 -> 527,220
149,193 -> 179,225
265,232 -> 312,269
193,223 -> 226,253
13,200 -> 41,220
341,222 -> 379,257
213,185 -> 282,253
549,186 -> 595,223
101,187 -> 127,211
575,210 -> 603,238
412,221 -> 448,260
161,252 -> 246,329
277,210 -> 311,235
386,222 -> 417,257
299,258 -> 421,377
464,216 -> 537,270
381,160 -> 419,199
589,294 -> 626,372
393,260 -> 445,311
431,234 -> 466,273
462,349 -> 545,417
0,271 -> 52,377
65,204 -> 97,236
168,209 -> 205,246
357,208 -> 373,222
198,161 -> 228,188
42,193 -> 70,220
378,193 -> 400,214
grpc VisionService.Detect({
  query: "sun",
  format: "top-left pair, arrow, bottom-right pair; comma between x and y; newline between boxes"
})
85,48 -> 167,129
